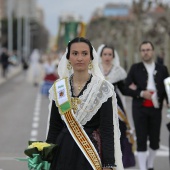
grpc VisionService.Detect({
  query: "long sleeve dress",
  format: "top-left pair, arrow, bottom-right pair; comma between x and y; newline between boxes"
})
46,76 -> 116,170
100,64 -> 135,168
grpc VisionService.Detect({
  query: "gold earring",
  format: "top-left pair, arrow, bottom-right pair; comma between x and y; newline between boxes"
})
67,61 -> 72,70
88,61 -> 93,70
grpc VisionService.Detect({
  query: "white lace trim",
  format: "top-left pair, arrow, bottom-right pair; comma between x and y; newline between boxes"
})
49,76 -> 115,125
76,76 -> 114,125
112,92 -> 123,169
100,64 -> 127,84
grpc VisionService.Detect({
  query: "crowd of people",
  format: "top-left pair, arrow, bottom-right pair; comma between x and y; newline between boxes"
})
4,37 -> 169,170
26,49 -> 59,97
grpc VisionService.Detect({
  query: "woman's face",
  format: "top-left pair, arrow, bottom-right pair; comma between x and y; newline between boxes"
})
69,42 -> 91,72
101,47 -> 114,65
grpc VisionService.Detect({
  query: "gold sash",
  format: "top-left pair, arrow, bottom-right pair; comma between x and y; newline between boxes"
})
118,107 -> 135,151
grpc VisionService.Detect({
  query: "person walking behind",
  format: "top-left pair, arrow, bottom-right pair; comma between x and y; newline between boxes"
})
41,55 -> 59,96
0,48 -> 10,78
28,49 -> 41,86
125,41 -> 169,170
97,44 -> 135,168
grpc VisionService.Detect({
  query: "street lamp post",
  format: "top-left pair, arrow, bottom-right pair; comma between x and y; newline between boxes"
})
7,0 -> 13,54
17,17 -> 22,63
16,0 -> 23,63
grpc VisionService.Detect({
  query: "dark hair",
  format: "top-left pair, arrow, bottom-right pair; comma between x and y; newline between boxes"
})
139,41 -> 154,51
100,45 -> 115,58
66,37 -> 94,60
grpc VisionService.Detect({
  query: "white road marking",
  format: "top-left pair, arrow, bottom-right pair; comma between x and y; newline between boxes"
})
160,144 -> 169,151
30,93 -> 42,141
33,116 -> 39,122
133,143 -> 169,157
32,122 -> 39,128
156,150 -> 169,156
31,130 -> 38,136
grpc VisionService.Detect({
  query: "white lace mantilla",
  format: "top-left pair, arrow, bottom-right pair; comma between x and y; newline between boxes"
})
100,64 -> 127,84
76,76 -> 114,125
50,76 -> 114,125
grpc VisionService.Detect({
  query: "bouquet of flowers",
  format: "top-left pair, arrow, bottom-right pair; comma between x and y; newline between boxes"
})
18,141 -> 57,170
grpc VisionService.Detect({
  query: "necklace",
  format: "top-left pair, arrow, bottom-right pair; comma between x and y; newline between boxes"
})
77,74 -> 91,92
70,74 -> 91,96
78,83 -> 84,91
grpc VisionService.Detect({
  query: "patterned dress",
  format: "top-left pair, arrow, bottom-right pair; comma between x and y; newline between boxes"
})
100,64 -> 136,168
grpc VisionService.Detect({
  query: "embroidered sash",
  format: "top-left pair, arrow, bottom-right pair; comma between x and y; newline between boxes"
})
53,78 -> 102,170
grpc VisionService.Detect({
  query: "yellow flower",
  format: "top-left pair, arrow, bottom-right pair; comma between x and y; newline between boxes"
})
28,142 -> 50,151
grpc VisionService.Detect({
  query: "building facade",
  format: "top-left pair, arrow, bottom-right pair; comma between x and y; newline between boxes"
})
0,0 -> 6,19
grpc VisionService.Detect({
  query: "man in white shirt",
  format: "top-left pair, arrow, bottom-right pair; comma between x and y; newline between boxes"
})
125,41 -> 169,170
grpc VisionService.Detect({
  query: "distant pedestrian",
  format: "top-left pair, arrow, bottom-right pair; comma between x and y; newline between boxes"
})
125,41 -> 169,170
22,57 -> 29,71
27,49 -> 42,86
0,48 -> 9,78
41,55 -> 59,96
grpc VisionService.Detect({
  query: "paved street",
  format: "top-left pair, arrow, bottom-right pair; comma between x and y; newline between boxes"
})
124,97 -> 170,170
0,71 -> 49,169
0,72 -> 169,170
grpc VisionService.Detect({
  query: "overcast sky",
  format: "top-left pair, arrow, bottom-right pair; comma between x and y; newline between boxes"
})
37,0 -> 169,36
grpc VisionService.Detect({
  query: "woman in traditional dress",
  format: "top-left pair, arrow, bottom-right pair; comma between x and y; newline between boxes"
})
97,44 -> 136,168
28,49 -> 41,86
46,37 -> 124,170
